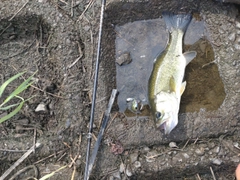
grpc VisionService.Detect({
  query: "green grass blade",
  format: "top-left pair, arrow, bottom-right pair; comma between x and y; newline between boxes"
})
0,103 -> 20,110
0,72 -> 25,98
2,73 -> 35,106
0,101 -> 24,123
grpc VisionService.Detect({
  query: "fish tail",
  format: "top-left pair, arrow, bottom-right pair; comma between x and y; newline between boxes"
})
162,11 -> 192,33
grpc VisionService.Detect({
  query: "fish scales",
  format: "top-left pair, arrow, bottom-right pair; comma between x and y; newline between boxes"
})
148,12 -> 197,134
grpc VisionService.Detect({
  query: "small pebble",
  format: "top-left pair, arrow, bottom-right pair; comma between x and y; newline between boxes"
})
212,158 -> 222,165
109,176 -> 114,180
169,142 -> 178,148
126,165 -> 132,177
130,152 -> 139,163
236,21 -> 240,29
143,146 -> 150,152
233,142 -> 239,148
65,119 -> 71,128
112,171 -> 121,179
87,123 -> 96,129
213,146 -> 220,154
83,25 -> 90,32
119,162 -> 125,173
133,161 -> 141,168
235,44 -> 240,50
228,32 -> 236,42
116,52 -> 132,66
231,156 -> 240,163
183,153 -> 190,159
195,148 -> 205,156
35,103 -> 47,112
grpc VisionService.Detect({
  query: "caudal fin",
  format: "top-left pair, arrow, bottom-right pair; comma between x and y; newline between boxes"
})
162,12 -> 192,33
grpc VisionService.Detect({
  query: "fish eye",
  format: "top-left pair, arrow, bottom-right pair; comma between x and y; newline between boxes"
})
156,111 -> 161,119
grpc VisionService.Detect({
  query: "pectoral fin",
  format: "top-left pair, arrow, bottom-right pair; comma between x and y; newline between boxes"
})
180,81 -> 186,95
169,76 -> 176,92
183,51 -> 197,65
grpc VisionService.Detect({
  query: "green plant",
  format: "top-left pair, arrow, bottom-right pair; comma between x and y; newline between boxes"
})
0,71 -> 35,123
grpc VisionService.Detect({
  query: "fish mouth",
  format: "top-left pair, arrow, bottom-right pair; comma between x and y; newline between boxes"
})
156,120 -> 167,130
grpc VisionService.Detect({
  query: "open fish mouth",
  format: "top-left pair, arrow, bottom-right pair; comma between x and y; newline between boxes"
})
156,120 -> 167,130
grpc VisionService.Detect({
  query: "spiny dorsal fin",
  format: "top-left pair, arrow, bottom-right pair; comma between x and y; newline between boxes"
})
183,51 -> 197,65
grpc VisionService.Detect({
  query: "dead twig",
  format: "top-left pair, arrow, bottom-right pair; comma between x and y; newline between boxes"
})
33,128 -> 37,153
57,152 -> 67,161
0,142 -> 41,180
202,61 -> 215,68
33,149 -> 68,164
210,166 -> 217,180
144,150 -> 172,159
0,149 -> 27,152
9,0 -> 29,21
106,112 -> 118,133
71,166 -> 76,180
9,165 -> 38,180
77,0 -> 94,21
67,56 -> 83,69
196,173 -> 202,180
98,111 -> 104,130
71,0 -> 74,17
59,0 -> 68,5
2,39 -> 36,60
0,23 -> 12,36
182,138 -> 190,150
145,148 -> 185,159
194,137 -> 199,144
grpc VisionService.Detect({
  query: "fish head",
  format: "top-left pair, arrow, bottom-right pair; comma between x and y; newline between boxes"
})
154,91 -> 179,134
126,98 -> 142,113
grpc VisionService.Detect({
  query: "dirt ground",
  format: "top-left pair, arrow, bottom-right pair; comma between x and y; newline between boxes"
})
0,0 -> 240,179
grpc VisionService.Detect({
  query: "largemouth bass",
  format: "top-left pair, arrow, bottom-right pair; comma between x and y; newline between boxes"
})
148,12 -> 197,134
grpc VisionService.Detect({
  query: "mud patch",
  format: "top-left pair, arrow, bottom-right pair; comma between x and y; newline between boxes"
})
180,39 -> 226,112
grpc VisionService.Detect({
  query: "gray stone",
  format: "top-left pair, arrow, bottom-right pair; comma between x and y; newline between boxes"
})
195,148 -> 205,156
119,162 -> 125,173
183,153 -> 190,159
228,32 -> 235,42
236,21 -> 240,29
130,152 -> 139,163
169,142 -> 178,148
133,161 -> 141,168
35,103 -> 47,112
126,165 -> 133,177
112,171 -> 121,179
116,52 -> 132,66
212,158 -> 222,165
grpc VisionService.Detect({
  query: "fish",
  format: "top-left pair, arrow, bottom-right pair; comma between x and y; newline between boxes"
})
148,12 -> 197,134
126,98 -> 143,113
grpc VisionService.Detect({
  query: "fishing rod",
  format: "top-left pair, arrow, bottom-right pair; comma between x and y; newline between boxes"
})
84,0 -> 106,179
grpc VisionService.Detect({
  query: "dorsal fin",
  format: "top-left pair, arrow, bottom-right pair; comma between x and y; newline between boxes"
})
183,51 -> 197,65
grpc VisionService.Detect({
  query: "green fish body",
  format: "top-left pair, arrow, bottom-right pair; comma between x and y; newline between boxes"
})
148,12 -> 197,134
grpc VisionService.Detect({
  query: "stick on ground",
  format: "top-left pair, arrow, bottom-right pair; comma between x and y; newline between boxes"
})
0,142 -> 41,180
87,89 -> 118,178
